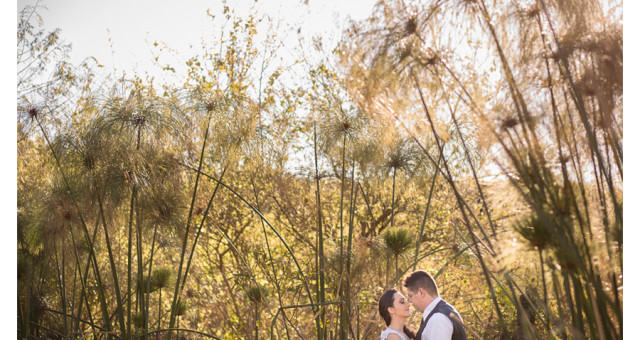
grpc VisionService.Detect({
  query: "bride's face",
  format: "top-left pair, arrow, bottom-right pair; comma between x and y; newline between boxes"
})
389,292 -> 412,319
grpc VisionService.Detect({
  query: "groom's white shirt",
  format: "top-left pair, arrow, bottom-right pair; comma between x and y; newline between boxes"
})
420,297 -> 453,340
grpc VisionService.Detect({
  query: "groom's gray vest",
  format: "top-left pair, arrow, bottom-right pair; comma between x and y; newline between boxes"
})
414,299 -> 467,340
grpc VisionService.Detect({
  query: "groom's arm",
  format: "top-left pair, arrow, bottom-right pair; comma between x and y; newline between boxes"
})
423,313 -> 453,340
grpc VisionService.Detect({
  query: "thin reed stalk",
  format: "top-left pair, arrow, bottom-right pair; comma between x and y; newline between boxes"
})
53,237 -> 67,338
126,184 -> 136,337
136,200 -> 144,327
69,218 -> 99,336
269,301 -> 341,340
137,328 -> 222,339
96,191 -> 127,336
539,0 -> 622,226
343,159 -> 358,338
34,116 -> 113,336
250,179 -> 292,340
413,151 -> 441,271
411,75 -> 505,324
434,69 -> 497,238
390,167 -> 397,229
182,164 -> 318,311
143,224 -> 158,340
179,165 -> 227,297
167,111 -> 213,340
538,249 -> 550,332
43,308 -> 119,338
337,132 -> 347,340
314,124 -> 327,340
127,123 -> 143,337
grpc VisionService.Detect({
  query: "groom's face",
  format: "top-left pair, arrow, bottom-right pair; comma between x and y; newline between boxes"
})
406,287 -> 428,313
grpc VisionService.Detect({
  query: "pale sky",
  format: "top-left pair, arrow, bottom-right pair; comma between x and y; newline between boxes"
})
16,0 -> 378,82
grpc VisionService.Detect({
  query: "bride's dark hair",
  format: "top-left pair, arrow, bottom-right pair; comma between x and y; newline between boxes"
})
378,289 -> 416,339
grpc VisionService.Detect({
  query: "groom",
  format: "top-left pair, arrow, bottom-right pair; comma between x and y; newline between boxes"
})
403,270 -> 467,340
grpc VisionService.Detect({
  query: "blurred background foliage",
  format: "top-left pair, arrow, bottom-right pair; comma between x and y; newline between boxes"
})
17,0 -> 622,339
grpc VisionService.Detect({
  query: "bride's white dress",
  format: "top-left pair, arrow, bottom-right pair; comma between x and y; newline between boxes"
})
380,327 -> 410,340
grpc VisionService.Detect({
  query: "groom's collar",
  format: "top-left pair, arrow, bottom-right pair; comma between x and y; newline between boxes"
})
422,296 -> 442,321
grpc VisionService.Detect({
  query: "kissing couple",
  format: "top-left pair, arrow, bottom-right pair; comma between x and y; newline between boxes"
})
378,270 -> 467,340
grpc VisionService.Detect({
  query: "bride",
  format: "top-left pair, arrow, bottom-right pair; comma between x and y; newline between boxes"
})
378,289 -> 416,340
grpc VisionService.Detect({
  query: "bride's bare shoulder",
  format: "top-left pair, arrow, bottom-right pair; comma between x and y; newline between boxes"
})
386,333 -> 403,340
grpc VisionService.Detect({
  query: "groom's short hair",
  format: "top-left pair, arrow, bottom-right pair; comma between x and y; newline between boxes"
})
403,270 -> 439,297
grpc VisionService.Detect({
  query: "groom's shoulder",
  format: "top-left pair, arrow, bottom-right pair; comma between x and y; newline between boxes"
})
435,299 -> 462,319
440,298 -> 459,310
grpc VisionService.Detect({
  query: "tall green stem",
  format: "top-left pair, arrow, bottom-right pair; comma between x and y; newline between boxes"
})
127,124 -> 143,336
144,225 -> 158,340
53,238 -> 67,338
412,77 -> 504,324
251,180 -> 292,340
97,192 -> 127,336
342,159 -> 357,339
35,117 -> 112,336
69,218 -> 99,336
182,165 -> 317,311
313,125 -> 326,340
254,303 -> 259,340
61,233 -> 68,337
413,152 -> 441,271
179,166 -> 227,300
539,249 -> 549,332
126,185 -> 136,336
167,112 -> 213,340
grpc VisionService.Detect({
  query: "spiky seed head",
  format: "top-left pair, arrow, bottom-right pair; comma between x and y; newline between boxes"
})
555,186 -> 572,217
555,245 -> 579,272
501,117 -> 519,130
516,216 -> 551,250
83,155 -> 95,171
526,6 -> 540,19
132,312 -> 145,328
384,136 -> 416,174
122,170 -> 136,185
137,275 -> 158,293
28,106 -> 39,120
74,235 -> 91,254
341,120 -> 352,132
174,301 -> 188,316
246,286 -> 267,304
451,243 -> 460,253
205,101 -> 216,112
152,267 -> 173,289
388,152 -> 405,170
62,209 -> 73,221
381,228 -> 414,256
134,114 -> 146,127
405,17 -> 417,35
